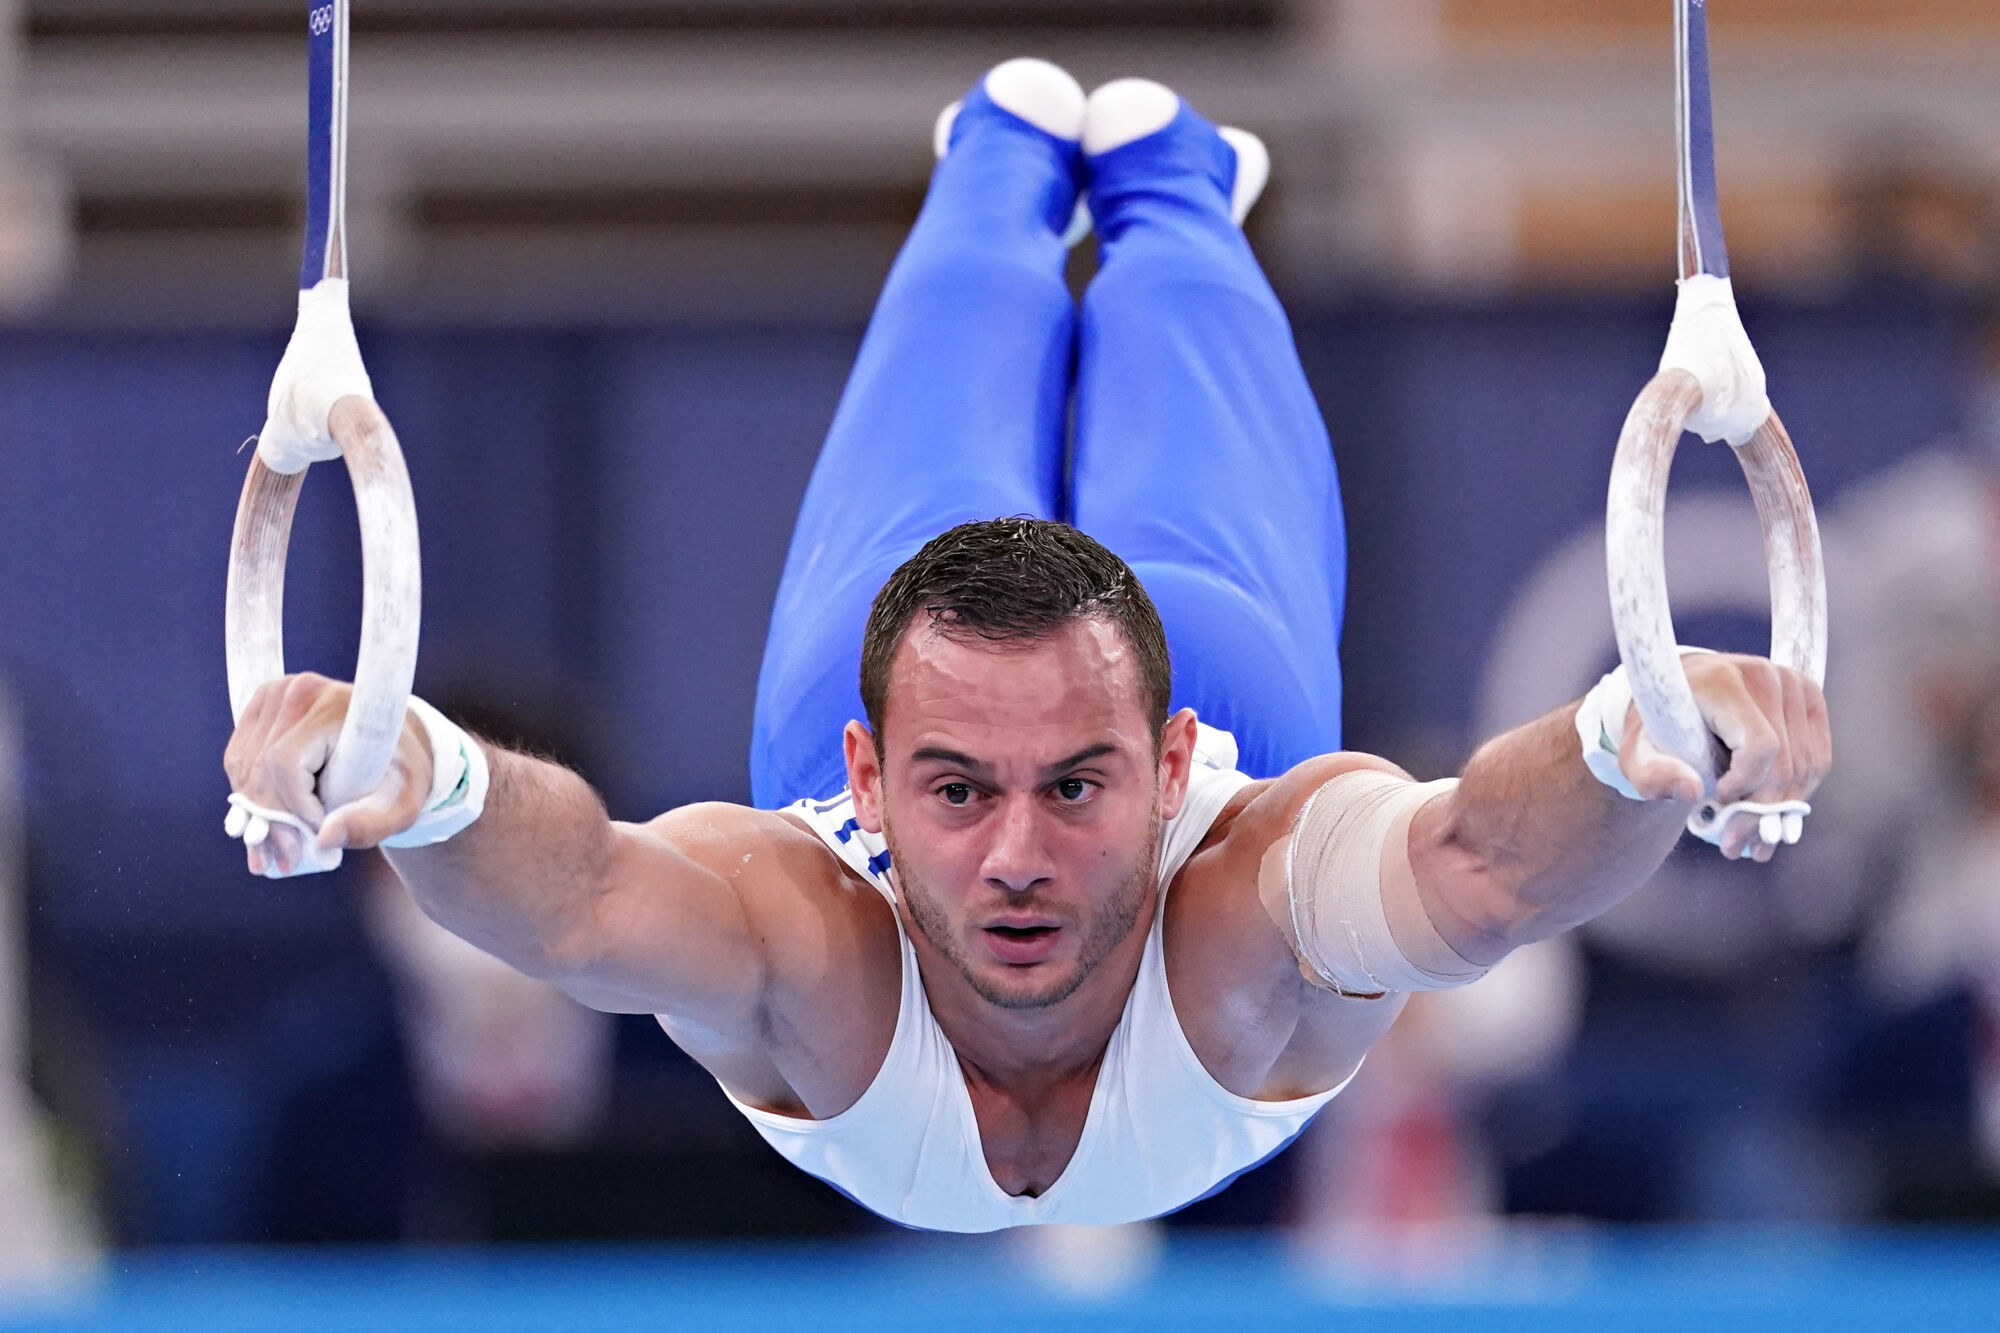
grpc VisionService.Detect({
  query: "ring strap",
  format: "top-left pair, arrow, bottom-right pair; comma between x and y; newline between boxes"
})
1676,0 -> 1729,281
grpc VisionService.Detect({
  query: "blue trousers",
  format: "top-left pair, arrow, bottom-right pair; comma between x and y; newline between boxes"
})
750,86 -> 1347,806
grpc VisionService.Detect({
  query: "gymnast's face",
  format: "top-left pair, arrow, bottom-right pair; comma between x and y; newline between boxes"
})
846,617 -> 1195,1012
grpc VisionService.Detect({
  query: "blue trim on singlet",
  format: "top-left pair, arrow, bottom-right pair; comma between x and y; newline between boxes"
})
818,1175 -> 920,1231
1160,1115 -> 1320,1217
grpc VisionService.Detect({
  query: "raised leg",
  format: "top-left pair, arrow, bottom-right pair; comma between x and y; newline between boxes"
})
750,70 -> 1084,805
1071,94 -> 1348,777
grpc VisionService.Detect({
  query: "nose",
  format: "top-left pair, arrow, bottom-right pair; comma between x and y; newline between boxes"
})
980,794 -> 1056,896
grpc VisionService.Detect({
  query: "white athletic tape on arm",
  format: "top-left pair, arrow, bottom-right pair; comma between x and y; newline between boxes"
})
1574,648 -> 1810,852
257,277 -> 375,475
224,696 -> 489,878
1281,771 -> 1485,996
1657,273 -> 1770,447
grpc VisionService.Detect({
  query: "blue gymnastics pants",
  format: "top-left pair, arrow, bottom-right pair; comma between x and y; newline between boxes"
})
749,85 -> 1347,806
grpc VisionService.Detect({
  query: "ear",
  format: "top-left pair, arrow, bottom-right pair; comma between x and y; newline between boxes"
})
844,720 -> 885,833
1157,708 -> 1199,821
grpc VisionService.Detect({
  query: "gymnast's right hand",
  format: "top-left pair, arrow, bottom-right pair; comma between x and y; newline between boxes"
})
222,672 -> 432,877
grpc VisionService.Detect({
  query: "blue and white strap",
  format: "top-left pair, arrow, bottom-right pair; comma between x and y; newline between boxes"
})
301,0 -> 348,289
1674,0 -> 1727,285
257,0 -> 371,476
1657,0 -> 1768,447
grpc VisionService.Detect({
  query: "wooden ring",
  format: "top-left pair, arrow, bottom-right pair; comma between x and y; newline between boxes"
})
224,395 -> 420,811
1606,368 -> 1827,790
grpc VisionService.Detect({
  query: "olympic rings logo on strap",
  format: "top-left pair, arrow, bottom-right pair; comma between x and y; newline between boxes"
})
309,5 -> 335,36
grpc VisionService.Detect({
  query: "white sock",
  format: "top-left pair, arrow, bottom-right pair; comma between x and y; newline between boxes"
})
1217,126 -> 1269,225
931,60 -> 1090,245
1082,78 -> 1179,157
934,58 -> 1086,158
982,58 -> 1086,141
1084,80 -> 1269,225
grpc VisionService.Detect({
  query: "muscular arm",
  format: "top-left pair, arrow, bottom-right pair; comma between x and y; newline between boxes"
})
387,763 -> 901,1120
1403,652 -> 1829,968
1407,702 -> 1690,967
222,674 -> 874,1045
381,749 -> 777,1022
1187,653 -> 1825,1096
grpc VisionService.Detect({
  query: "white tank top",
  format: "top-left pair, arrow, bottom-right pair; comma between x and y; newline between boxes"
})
709,724 -> 1356,1232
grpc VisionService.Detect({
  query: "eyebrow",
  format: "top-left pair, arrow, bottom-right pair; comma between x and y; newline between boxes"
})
908,742 -> 1121,779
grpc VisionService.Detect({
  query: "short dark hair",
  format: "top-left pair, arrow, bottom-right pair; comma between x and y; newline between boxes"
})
859,518 -> 1173,743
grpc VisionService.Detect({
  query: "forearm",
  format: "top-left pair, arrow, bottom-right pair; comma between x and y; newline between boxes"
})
383,743 -> 619,981
1412,702 -> 1690,966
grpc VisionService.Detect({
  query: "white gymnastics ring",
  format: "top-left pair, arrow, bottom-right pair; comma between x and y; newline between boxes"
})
1606,369 -> 1827,832
225,394 -> 421,812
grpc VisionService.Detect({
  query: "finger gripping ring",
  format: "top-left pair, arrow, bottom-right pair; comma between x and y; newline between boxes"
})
224,395 -> 420,819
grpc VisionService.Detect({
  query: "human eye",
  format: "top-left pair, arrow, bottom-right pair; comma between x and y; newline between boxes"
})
1053,777 -> 1095,803
936,782 -> 975,807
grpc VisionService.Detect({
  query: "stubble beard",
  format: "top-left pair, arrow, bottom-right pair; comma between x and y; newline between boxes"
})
886,798 -> 1161,1012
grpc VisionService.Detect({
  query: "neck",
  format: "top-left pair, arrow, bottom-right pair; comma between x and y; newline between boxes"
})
902,886 -> 1156,1093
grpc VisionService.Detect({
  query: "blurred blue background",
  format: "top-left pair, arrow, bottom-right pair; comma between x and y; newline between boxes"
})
2,0 -> 2000,1322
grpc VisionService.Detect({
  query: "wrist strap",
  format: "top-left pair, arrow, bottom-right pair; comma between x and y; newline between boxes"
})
1575,666 -> 1644,800
1575,647 -> 1712,802
380,696 -> 489,848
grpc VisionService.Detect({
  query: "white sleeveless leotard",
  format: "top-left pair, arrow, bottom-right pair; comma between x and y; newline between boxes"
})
703,723 -> 1356,1232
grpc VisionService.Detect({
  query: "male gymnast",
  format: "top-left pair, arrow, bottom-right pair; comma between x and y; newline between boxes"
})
221,61 -> 1831,1231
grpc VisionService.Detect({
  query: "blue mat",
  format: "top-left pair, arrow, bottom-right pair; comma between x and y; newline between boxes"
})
5,1229 -> 1999,1331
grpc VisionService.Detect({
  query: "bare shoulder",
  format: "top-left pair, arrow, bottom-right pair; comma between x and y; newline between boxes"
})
636,800 -> 899,997
635,802 -> 900,1116
1163,753 -> 1411,1101
639,801 -> 865,916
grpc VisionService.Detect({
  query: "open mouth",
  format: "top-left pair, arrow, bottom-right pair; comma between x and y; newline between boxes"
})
987,925 -> 1057,941
982,922 -> 1063,965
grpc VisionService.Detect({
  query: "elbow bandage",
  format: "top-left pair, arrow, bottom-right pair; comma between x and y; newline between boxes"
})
1265,770 -> 1487,997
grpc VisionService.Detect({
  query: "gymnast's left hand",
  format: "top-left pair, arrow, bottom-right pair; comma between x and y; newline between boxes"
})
222,671 -> 433,877
1611,651 -> 1832,861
